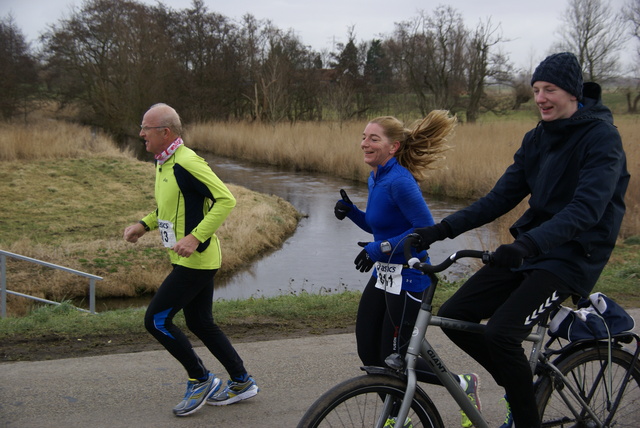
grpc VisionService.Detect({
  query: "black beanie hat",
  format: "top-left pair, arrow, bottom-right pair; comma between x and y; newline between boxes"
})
531,52 -> 583,100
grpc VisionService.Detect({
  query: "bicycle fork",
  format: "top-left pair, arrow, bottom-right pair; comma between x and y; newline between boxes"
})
393,308 -> 490,428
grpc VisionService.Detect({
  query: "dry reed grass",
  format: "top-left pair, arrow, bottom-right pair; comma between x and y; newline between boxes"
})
0,121 -> 129,161
188,117 -> 639,239
188,121 -> 370,181
617,116 -> 640,238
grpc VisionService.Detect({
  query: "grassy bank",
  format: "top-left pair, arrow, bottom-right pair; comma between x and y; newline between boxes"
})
0,290 -> 363,362
0,291 -> 363,342
0,121 -> 302,316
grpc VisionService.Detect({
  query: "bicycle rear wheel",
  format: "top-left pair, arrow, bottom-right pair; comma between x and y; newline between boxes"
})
297,374 -> 443,428
535,345 -> 640,427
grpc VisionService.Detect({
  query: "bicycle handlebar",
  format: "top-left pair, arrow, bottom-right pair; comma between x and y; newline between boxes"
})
403,233 -> 493,274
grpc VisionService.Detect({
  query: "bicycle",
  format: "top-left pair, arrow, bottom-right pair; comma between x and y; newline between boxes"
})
297,236 -> 640,427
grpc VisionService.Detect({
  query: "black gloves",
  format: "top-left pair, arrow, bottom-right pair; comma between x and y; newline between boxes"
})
412,222 -> 452,251
334,189 -> 353,220
492,237 -> 538,268
354,242 -> 374,272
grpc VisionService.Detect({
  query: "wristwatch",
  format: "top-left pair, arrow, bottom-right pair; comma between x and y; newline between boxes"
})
380,241 -> 392,254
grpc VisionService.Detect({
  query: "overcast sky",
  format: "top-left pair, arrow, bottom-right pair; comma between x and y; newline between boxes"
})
2,0 -> 636,72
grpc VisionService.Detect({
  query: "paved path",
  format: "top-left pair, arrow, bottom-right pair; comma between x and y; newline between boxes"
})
2,309 -> 639,427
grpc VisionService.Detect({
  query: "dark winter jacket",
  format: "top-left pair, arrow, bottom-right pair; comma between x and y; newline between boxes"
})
443,82 -> 629,295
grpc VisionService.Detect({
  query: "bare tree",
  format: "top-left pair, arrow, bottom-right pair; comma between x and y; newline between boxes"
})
0,15 -> 40,121
325,75 -> 358,123
258,28 -> 298,124
173,0 -> 242,122
422,6 -> 468,114
557,0 -> 627,81
327,28 -> 369,121
41,0 -> 174,140
465,18 -> 505,123
236,15 -> 321,123
623,0 -> 640,37
273,31 -> 324,122
385,6 -> 511,121
386,7 -> 467,116
626,0 -> 640,42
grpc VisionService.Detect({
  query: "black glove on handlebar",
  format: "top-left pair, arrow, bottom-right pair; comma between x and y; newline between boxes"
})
354,242 -> 375,272
492,238 -> 538,268
334,189 -> 354,220
412,222 -> 452,251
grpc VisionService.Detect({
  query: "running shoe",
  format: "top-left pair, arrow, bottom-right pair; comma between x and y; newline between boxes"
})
206,376 -> 259,406
459,373 -> 481,428
499,395 -> 513,428
172,373 -> 221,417
383,416 -> 413,427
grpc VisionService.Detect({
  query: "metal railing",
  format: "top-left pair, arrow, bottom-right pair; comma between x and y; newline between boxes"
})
1,250 -> 103,318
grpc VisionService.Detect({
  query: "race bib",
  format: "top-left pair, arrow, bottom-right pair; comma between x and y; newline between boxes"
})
157,219 -> 177,248
374,262 -> 403,295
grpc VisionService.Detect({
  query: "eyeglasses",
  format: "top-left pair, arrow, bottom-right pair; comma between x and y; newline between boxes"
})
140,125 -> 167,132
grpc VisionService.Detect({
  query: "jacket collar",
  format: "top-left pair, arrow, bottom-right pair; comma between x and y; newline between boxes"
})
373,157 -> 398,180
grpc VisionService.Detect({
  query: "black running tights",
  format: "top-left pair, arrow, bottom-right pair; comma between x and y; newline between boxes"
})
144,265 -> 246,380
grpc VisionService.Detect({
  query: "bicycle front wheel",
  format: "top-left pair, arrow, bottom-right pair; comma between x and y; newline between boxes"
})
297,374 -> 443,428
535,345 -> 640,427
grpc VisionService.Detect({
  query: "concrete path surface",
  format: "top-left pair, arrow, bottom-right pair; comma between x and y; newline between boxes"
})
2,308 -> 639,427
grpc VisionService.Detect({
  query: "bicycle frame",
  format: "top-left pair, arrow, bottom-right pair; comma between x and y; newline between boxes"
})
535,332 -> 640,427
391,292 -> 617,428
298,244 -> 639,428
391,246 -> 613,427
389,256 -> 488,427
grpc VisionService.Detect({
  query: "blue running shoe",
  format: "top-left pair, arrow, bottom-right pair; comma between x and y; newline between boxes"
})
499,395 -> 513,428
172,373 -> 221,417
459,373 -> 481,428
207,376 -> 259,406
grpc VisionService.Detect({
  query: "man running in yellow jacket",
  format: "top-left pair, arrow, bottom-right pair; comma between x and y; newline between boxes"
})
123,103 -> 259,417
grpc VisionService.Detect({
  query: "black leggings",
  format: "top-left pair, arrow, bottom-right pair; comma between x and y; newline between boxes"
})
438,266 -> 572,428
355,276 -> 442,384
144,265 -> 246,380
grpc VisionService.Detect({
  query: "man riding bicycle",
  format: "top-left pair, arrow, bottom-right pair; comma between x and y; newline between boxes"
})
413,52 -> 629,428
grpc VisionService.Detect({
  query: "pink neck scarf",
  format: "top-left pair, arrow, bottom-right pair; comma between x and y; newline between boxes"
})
155,137 -> 184,165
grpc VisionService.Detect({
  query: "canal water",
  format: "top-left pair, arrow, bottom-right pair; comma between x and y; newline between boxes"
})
92,154 -> 496,309
202,154 -> 494,301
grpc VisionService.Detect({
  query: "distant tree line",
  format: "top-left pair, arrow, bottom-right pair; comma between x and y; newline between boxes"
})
1,0 -> 638,142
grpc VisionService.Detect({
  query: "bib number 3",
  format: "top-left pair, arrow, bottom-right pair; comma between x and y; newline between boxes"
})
375,262 -> 403,295
158,219 -> 177,248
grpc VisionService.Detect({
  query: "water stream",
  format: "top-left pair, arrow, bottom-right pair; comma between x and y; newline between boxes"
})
200,154 -> 493,300
93,154 -> 496,309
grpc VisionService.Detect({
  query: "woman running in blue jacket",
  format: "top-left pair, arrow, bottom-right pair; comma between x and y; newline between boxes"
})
334,112 -> 481,425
